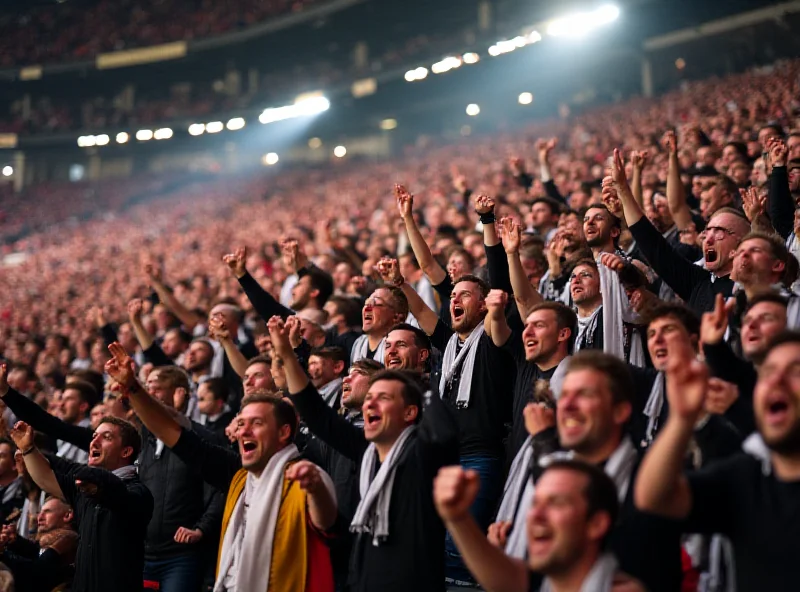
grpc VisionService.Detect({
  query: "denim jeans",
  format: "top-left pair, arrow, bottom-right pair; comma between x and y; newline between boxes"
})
143,551 -> 203,592
444,455 -> 503,587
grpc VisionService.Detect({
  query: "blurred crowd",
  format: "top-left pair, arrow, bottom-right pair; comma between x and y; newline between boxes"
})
0,0 -> 321,67
0,55 -> 798,592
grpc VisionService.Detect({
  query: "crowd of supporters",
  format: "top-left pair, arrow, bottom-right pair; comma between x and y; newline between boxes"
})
0,54 -> 799,591
0,0 -> 323,67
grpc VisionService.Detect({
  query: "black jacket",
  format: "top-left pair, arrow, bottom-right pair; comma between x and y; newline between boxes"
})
289,382 -> 460,592
138,426 -> 226,560
51,456 -> 153,592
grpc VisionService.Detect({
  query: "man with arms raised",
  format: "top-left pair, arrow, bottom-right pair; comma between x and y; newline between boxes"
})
1,363 -> 152,592
434,460 -> 645,592
268,315 -> 459,592
103,342 -> 337,592
636,331 -> 800,591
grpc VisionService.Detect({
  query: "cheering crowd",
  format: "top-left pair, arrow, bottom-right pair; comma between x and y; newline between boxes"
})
1,56 -> 800,591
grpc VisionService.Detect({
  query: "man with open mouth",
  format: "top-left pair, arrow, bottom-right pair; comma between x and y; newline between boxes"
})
102,342 -> 339,592
270,314 -> 459,592
636,330 -> 800,592
608,148 -> 748,314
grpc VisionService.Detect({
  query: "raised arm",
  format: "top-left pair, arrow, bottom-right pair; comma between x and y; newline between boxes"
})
269,316 -> 368,461
208,317 -> 249,378
766,139 -> 793,240
663,131 -> 694,230
630,150 -> 647,209
396,185 -> 447,285
634,336 -> 706,519
127,298 -> 155,352
224,246 -> 295,321
8,421 -> 63,499
434,466 -> 528,592
485,289 -> 512,347
376,257 -> 440,335
144,263 -> 204,331
499,217 -> 542,318
537,138 -> 566,204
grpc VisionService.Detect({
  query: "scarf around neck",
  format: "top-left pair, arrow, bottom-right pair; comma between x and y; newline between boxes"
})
351,334 -> 386,365
351,425 -> 417,546
439,323 -> 485,408
539,553 -> 619,592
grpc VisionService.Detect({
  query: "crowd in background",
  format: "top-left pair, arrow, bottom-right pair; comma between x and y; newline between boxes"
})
0,54 -> 798,592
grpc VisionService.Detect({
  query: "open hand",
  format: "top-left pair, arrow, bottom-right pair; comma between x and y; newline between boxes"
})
105,342 -> 137,390
498,217 -> 521,254
394,184 -> 414,219
700,294 -> 733,346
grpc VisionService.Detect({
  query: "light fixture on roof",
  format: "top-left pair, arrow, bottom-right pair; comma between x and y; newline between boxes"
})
116,132 -> 129,144
333,145 -> 347,158
136,129 -> 153,141
466,104 -> 480,116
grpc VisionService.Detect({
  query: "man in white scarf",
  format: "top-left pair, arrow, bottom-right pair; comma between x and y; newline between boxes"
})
307,348 -> 346,408
102,342 -> 338,592
434,459 -> 645,592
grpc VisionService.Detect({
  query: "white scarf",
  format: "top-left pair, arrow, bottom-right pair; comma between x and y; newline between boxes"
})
112,464 -> 138,480
57,417 -> 92,464
539,553 -> 619,592
643,372 -> 665,446
319,378 -> 343,408
438,324 -> 485,408
496,356 -> 571,523
505,437 -> 638,559
351,425 -> 417,546
597,254 -> 646,367
214,444 -> 302,592
350,335 -> 386,365
575,307 -> 602,352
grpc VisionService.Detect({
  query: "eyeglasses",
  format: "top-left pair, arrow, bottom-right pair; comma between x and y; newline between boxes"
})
704,226 -> 736,239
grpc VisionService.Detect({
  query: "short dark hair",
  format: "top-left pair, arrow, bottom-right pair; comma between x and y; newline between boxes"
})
66,369 -> 104,403
0,439 -> 16,456
246,355 -> 273,369
400,252 -> 420,270
764,330 -> 800,359
200,377 -> 229,402
98,417 -> 142,464
152,366 -> 191,392
538,459 -> 619,548
368,370 -> 424,424
241,393 -> 299,442
63,380 -> 99,408
303,268 -> 334,306
527,301 -> 578,352
453,274 -> 490,298
585,203 -> 621,234
530,197 -> 561,217
738,231 -> 790,267
566,350 -> 635,405
387,323 -> 433,352
350,359 -> 385,376
745,291 -> 789,315
376,286 -> 410,319
327,295 -> 362,328
645,303 -> 701,337
309,346 -> 348,366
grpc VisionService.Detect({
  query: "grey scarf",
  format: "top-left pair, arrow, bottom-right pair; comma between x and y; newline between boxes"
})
319,378 -> 343,408
643,372 -> 665,446
539,553 -> 619,592
351,425 -> 417,545
351,335 -> 386,365
439,324 -> 485,408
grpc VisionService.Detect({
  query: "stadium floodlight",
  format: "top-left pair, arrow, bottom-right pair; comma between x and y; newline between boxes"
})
188,123 -> 205,136
2,166 -> 12,177
333,145 -> 347,158
77,135 -> 96,147
518,92 -> 534,105
259,96 -> 330,125
95,134 -> 110,146
206,121 -> 224,134
116,132 -> 129,144
380,118 -> 398,131
404,67 -> 429,82
431,56 -> 462,75
466,104 -> 480,116
547,4 -> 620,37
154,128 -> 173,140
227,117 -> 245,131
263,152 -> 279,165
462,52 -> 480,64
136,129 -> 154,141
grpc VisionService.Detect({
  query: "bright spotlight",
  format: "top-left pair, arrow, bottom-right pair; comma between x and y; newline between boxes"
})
259,96 -> 330,125
415,67 -> 428,80
206,121 -> 224,134
226,117 -> 245,131
466,104 -> 480,116
432,56 -> 462,74
188,123 -> 205,136
333,145 -> 347,158
462,52 -> 480,64
404,70 -> 416,82
547,4 -> 619,37
95,134 -> 110,146
136,129 -> 153,141
77,135 -> 96,147
116,132 -> 129,144
518,92 -> 533,105
263,152 -> 279,166
154,128 -> 173,140
308,137 -> 322,149
380,118 -> 397,131
2,166 -> 12,177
